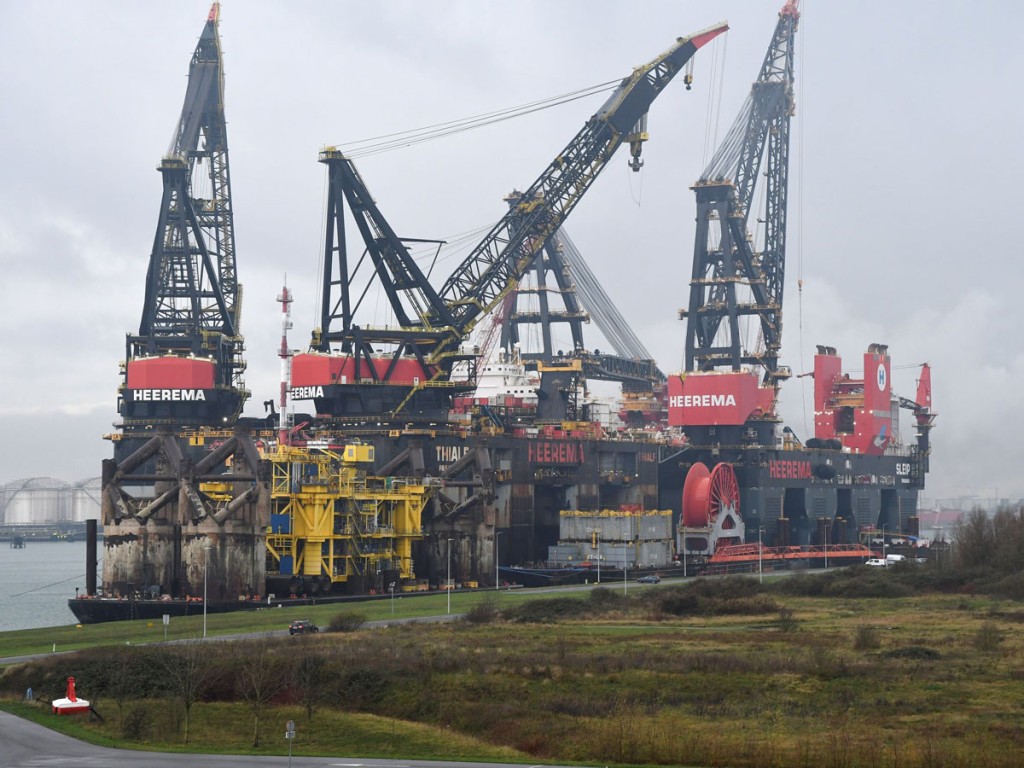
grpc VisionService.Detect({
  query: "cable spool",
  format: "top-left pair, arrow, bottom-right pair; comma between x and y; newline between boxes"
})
682,462 -> 740,528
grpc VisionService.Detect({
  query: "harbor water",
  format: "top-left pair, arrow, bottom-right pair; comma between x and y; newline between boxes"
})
0,540 -> 89,632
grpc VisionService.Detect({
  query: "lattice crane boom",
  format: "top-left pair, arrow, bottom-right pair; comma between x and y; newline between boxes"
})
123,2 -> 246,425
434,22 -> 728,361
681,3 -> 797,389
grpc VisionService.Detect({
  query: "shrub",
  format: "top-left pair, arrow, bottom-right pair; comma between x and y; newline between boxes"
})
464,595 -> 500,624
986,572 -> 1024,600
775,607 -> 798,632
883,646 -> 940,660
655,590 -> 699,616
121,702 -> 152,740
327,611 -> 367,633
505,597 -> 589,623
588,586 -> 625,611
973,621 -> 1003,652
853,624 -> 881,651
336,668 -> 387,708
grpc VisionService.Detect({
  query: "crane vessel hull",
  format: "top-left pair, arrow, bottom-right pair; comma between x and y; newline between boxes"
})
70,407 -> 924,624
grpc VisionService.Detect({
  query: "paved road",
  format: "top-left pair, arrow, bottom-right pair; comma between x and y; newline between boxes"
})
0,710 -> 577,768
0,615 -> 461,667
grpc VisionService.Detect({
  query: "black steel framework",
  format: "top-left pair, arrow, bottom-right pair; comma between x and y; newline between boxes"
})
500,214 -> 587,364
315,150 -> 455,357
681,4 -> 798,390
501,223 -> 665,391
310,23 -> 725,420
124,3 -> 245,423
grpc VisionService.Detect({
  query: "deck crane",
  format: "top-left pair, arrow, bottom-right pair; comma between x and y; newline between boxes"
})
669,2 -> 799,443
293,21 -> 728,421
669,3 -> 932,557
96,4 -> 267,607
121,1 -> 247,426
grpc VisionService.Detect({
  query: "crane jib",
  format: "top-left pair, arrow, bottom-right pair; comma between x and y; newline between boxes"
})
437,21 -> 727,346
598,24 -> 728,135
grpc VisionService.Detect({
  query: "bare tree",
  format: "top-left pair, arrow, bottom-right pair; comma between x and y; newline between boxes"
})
294,648 -> 329,726
955,505 -> 1024,573
106,648 -> 134,730
236,638 -> 290,747
158,639 -> 213,743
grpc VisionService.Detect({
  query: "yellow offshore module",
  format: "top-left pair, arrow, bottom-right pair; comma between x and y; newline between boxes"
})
264,444 -> 436,591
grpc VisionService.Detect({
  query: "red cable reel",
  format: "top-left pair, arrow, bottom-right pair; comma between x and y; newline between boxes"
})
681,462 -> 740,528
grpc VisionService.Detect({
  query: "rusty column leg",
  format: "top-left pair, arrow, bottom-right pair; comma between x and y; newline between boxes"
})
86,519 -> 98,596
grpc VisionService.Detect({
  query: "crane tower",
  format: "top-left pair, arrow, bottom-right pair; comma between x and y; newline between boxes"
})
121,1 -> 247,426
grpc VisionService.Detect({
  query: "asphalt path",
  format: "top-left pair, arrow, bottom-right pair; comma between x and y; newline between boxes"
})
0,710 -> 581,768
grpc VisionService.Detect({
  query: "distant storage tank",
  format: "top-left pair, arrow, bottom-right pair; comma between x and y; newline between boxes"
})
71,478 -> 103,522
0,478 -> 72,524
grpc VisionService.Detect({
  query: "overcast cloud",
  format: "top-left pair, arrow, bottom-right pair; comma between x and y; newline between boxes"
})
1,1 -> 1020,506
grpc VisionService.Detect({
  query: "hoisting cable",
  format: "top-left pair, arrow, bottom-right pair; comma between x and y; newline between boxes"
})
11,565 -> 102,598
700,33 -> 729,171
797,1 -> 809,438
314,166 -> 329,334
336,79 -> 620,159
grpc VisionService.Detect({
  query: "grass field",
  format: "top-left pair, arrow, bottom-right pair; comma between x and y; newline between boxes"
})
0,585 -> 564,659
4,575 -> 1024,767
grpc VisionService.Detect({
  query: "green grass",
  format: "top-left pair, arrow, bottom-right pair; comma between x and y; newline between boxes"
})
0,586 -> 583,660
0,699 -> 529,762
6,574 -> 1024,767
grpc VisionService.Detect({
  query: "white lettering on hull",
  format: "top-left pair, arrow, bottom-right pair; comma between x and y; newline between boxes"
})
290,386 -> 325,399
133,389 -> 208,401
668,394 -> 737,408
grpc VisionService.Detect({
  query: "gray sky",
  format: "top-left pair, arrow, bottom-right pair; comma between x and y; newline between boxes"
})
1,1 -> 1020,506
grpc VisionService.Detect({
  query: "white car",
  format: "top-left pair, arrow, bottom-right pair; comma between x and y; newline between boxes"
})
865,558 -> 889,567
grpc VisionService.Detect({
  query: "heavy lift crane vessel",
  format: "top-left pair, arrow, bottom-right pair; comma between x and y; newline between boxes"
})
291,21 -> 729,423
668,1 -> 934,555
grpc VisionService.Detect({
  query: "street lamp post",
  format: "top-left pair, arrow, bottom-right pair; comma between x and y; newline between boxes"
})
446,538 -> 454,615
824,522 -> 829,570
758,527 -> 764,585
389,581 -> 396,615
495,531 -> 503,591
203,544 -> 211,638
881,524 -> 887,561
623,545 -> 629,595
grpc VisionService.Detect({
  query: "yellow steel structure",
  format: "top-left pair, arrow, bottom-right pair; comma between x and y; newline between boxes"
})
265,445 -> 433,584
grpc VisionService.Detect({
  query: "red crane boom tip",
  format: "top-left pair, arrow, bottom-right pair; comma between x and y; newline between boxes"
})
688,22 -> 730,51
